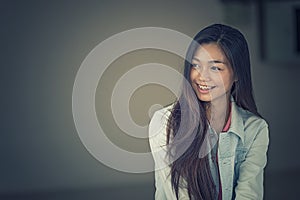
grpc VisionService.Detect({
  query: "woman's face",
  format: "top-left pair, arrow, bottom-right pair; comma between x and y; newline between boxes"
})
190,43 -> 235,102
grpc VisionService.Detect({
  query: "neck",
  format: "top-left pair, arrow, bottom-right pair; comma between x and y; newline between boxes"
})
206,94 -> 231,133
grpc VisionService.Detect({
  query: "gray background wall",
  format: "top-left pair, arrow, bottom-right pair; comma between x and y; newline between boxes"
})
1,0 -> 299,199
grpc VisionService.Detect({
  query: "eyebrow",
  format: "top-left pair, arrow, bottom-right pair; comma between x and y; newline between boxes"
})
192,57 -> 226,64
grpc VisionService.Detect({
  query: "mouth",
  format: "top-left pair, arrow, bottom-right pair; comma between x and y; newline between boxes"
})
197,84 -> 216,91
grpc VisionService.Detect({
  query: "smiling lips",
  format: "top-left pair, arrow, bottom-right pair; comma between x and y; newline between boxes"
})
197,84 -> 216,93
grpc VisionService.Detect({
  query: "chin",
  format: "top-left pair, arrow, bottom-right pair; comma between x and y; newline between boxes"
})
197,95 -> 212,102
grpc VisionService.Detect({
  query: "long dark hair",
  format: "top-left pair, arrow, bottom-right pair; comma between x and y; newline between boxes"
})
166,24 -> 261,199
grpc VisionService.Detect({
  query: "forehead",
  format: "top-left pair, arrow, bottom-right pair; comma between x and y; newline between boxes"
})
193,43 -> 227,62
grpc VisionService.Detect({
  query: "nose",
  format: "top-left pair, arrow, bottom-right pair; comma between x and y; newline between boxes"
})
196,67 -> 210,81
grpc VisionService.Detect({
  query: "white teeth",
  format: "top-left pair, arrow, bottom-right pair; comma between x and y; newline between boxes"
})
198,85 -> 213,90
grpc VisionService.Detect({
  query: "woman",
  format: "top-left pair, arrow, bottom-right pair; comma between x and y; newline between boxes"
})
149,24 -> 269,200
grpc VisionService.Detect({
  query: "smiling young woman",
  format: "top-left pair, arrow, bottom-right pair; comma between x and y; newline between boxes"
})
149,24 -> 269,200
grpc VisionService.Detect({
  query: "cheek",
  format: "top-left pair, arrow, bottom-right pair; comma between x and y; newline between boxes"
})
190,69 -> 197,80
223,77 -> 235,91
216,74 -> 235,90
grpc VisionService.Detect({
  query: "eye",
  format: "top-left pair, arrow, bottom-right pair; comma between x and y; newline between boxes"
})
192,63 -> 200,69
210,66 -> 222,71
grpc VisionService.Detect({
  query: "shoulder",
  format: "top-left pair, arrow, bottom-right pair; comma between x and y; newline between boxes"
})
148,104 -> 174,150
237,105 -> 268,131
149,104 -> 173,132
234,104 -> 269,147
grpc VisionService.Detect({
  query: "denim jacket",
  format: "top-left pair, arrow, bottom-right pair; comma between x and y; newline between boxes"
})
149,100 -> 269,200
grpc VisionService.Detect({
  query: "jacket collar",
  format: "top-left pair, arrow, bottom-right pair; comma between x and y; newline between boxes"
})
228,98 -> 245,144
